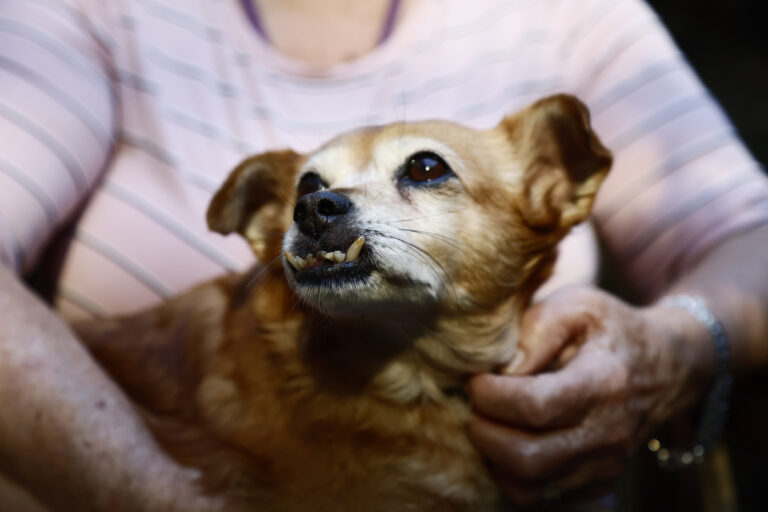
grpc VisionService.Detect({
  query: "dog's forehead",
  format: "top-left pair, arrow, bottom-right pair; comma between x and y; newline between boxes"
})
301,123 -> 473,186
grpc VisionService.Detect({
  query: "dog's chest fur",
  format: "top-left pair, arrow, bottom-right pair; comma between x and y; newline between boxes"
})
77,269 -> 501,512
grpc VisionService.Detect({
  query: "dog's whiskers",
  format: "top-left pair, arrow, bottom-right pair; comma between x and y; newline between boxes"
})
383,210 -> 461,224
284,295 -> 305,322
393,228 -> 463,251
233,253 -> 286,307
385,233 -> 457,301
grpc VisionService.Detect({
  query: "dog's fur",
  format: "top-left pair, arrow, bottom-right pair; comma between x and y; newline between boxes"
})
74,94 -> 611,511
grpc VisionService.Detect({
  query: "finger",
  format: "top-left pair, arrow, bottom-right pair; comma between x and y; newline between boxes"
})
490,452 -> 623,510
494,475 -> 616,511
512,295 -> 600,376
467,408 -> 629,482
467,416 -> 577,481
554,456 -> 623,499
496,476 -> 616,512
555,484 -> 617,512
468,346 -> 614,429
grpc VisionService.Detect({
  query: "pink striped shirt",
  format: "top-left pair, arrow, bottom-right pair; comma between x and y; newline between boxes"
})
1,0 -> 767,321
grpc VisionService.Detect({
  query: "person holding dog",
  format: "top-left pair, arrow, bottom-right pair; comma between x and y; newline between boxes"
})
0,0 -> 767,510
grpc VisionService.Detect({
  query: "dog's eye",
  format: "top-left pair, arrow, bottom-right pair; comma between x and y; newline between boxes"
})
402,152 -> 453,184
297,172 -> 326,197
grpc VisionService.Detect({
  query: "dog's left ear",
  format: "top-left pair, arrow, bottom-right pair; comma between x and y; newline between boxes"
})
207,150 -> 302,260
500,94 -> 612,232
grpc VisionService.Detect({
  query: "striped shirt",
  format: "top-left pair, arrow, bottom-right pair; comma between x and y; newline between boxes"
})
1,0 -> 767,321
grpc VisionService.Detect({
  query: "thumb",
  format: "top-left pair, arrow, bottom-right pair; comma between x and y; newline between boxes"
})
503,294 -> 595,375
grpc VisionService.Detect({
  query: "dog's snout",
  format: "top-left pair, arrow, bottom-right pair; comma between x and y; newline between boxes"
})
293,191 -> 352,239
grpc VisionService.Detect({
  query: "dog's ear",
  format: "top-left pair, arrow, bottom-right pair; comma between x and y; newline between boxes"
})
207,150 -> 302,260
500,94 -> 612,232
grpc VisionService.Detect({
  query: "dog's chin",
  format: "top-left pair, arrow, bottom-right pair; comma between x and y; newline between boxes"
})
282,229 -> 441,316
289,257 -> 374,298
283,258 -> 437,318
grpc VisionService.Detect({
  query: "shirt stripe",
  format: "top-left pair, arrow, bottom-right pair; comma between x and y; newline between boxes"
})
0,19 -> 110,84
0,208 -> 27,271
118,131 -> 218,192
57,284 -> 108,318
0,157 -> 60,227
599,127 -> 737,219
590,58 -> 685,115
136,0 -> 222,41
605,93 -> 710,152
75,229 -> 173,298
102,181 -> 240,272
621,171 -> 761,259
0,100 -> 89,189
0,55 -> 111,142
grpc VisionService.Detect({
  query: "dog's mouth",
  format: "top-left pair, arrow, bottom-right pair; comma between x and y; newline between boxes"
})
285,237 -> 364,271
284,237 -> 372,286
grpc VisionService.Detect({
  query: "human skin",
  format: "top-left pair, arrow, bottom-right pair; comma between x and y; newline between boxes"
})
252,0 -> 401,65
467,225 -> 768,508
0,265 -> 226,511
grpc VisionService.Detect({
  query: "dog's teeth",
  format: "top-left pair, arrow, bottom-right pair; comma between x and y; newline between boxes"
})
345,237 -> 365,262
285,252 -> 306,271
293,239 -> 364,270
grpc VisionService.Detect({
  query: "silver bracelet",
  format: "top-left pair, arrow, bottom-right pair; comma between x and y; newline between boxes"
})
648,295 -> 732,470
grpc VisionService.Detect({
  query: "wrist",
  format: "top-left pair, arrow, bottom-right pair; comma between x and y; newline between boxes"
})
643,295 -> 732,468
641,301 -> 717,419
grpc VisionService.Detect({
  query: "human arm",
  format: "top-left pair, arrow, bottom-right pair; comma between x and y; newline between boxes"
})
0,266 -> 227,511
0,2 -> 225,509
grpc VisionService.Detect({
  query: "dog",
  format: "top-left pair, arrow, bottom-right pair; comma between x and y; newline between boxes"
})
74,94 -> 612,511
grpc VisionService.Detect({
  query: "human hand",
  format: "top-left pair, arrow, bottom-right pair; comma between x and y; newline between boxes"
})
467,286 -> 713,509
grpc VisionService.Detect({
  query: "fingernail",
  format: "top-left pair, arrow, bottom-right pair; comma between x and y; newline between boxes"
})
499,350 -> 526,375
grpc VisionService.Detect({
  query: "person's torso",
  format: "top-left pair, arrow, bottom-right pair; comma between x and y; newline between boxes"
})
49,0 -> 586,320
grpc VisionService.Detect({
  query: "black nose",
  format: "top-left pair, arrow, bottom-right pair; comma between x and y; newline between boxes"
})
293,191 -> 352,239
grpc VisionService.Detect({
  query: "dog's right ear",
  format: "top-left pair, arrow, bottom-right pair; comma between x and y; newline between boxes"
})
207,150 -> 302,261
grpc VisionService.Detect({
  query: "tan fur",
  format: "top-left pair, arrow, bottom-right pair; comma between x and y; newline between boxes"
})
74,94 -> 611,511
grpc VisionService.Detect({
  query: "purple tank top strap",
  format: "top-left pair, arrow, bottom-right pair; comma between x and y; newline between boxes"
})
241,0 -> 402,46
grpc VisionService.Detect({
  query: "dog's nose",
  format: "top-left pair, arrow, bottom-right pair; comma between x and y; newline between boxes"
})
293,191 -> 352,239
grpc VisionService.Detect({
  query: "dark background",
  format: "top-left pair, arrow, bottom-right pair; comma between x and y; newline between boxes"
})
647,0 -> 767,168
622,3 -> 767,511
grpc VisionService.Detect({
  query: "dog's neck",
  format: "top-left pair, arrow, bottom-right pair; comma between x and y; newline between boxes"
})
287,245 -> 556,405
242,249 -> 549,406
297,298 -> 522,404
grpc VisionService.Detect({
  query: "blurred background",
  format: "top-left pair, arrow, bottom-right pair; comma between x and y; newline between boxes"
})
648,0 -> 767,167
623,3 -> 767,511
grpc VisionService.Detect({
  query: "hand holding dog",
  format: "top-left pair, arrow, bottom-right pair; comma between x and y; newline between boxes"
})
467,286 -> 714,509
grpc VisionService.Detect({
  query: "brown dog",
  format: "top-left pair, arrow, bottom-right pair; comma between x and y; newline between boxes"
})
74,94 -> 611,511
